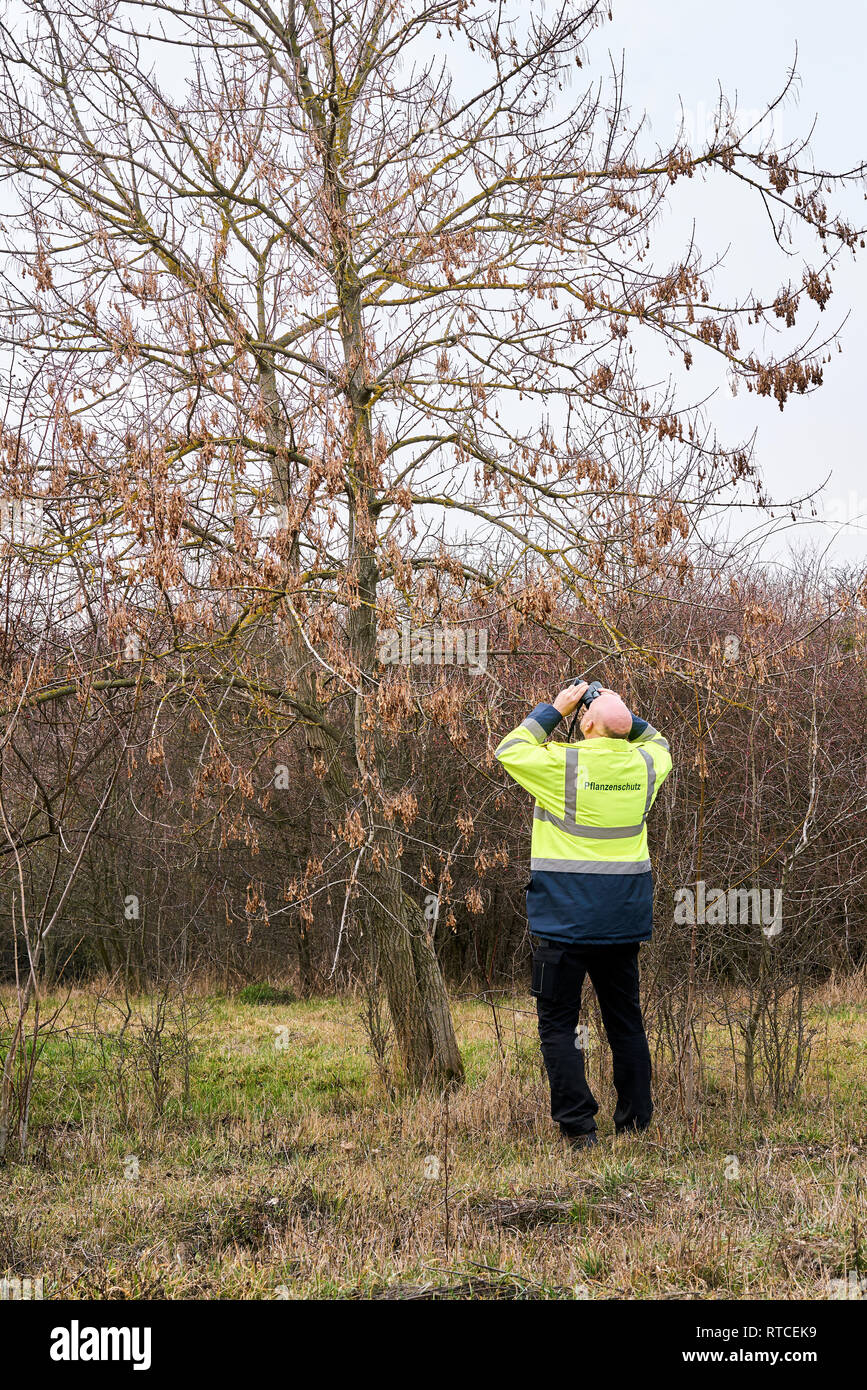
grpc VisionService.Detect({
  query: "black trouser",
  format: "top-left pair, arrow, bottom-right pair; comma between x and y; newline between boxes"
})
530,936 -> 652,1137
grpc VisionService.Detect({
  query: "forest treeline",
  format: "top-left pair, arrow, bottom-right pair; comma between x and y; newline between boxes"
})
3,555 -> 864,1005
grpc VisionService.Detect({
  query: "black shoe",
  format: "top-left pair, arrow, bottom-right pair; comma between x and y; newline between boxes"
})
564,1131 -> 598,1150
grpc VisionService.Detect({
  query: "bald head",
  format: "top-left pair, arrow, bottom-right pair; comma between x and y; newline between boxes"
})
581,690 -> 632,739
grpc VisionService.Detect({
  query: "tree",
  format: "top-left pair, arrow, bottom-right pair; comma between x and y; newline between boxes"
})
0,0 -> 862,1087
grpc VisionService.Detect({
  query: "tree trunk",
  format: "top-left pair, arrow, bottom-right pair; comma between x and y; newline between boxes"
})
260,373 -> 463,1086
363,831 -> 463,1087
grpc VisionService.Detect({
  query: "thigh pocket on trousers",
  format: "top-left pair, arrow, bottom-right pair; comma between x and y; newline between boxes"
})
531,943 -> 565,1001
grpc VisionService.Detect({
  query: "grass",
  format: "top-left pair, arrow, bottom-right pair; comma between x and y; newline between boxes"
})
1,977 -> 866,1299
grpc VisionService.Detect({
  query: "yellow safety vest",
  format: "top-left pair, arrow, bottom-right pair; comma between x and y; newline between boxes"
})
495,703 -> 672,943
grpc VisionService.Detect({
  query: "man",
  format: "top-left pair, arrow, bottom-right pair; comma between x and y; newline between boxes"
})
494,680 -> 672,1149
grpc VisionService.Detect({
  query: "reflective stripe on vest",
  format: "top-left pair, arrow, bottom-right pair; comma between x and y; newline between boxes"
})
530,857 -> 652,874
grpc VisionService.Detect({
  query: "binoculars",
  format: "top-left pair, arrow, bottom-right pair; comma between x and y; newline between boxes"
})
568,677 -> 603,709
565,677 -> 603,740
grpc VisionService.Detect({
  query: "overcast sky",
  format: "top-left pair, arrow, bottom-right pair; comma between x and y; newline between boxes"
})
598,0 -> 867,567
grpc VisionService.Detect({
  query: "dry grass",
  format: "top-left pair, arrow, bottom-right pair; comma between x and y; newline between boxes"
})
1,976 -> 866,1299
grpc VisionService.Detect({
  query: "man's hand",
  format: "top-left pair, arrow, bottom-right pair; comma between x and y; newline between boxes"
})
553,681 -> 588,716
